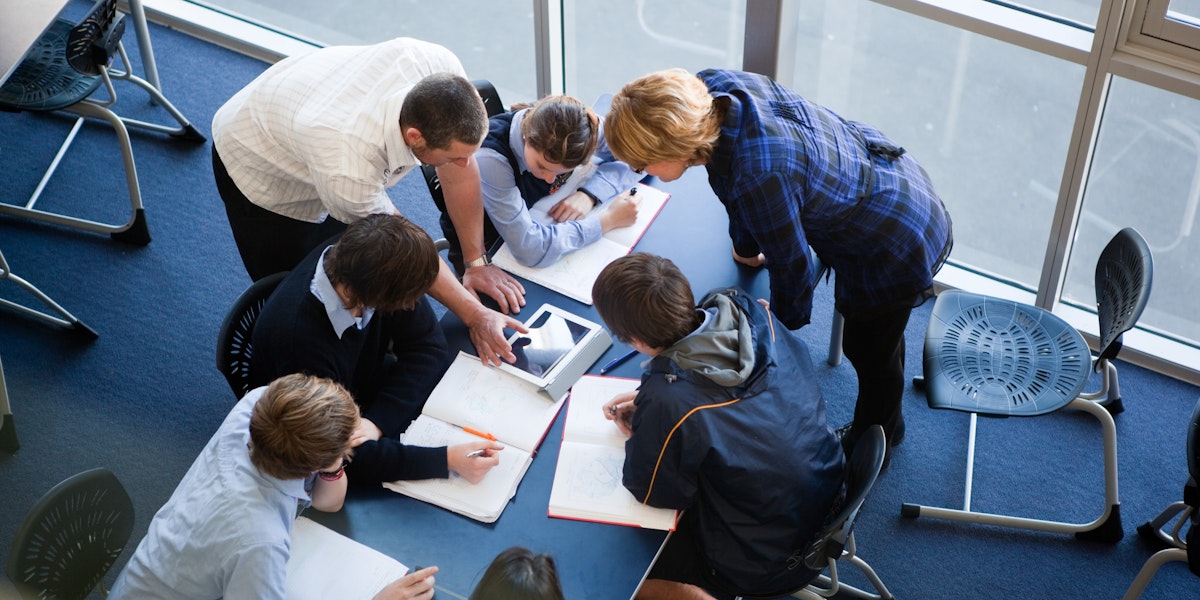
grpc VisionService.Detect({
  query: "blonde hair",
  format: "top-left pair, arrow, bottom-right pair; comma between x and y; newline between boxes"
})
603,68 -> 723,169
249,374 -> 360,480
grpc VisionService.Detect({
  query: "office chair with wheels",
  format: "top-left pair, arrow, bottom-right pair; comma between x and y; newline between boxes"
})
734,426 -> 893,600
1123,395 -> 1200,598
7,468 -> 135,600
0,249 -> 97,338
216,271 -> 287,399
0,0 -> 205,245
423,80 -> 505,273
902,227 -> 1153,542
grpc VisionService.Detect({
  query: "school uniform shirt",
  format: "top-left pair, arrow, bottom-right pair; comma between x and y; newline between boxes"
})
699,69 -> 953,328
212,37 -> 467,224
471,109 -> 642,267
110,388 -> 312,600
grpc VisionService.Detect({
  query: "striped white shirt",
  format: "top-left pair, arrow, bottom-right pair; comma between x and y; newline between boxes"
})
212,38 -> 467,224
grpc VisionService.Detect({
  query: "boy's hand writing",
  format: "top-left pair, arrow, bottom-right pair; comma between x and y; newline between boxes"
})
602,391 -> 638,436
373,566 -> 438,600
447,441 -> 504,484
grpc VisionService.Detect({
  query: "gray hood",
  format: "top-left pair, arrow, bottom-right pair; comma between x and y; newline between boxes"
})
658,293 -> 755,387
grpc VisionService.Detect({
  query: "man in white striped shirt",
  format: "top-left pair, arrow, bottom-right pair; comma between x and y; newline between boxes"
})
212,37 -> 523,365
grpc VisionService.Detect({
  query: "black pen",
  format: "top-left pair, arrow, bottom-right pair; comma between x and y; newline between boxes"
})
599,348 -> 638,375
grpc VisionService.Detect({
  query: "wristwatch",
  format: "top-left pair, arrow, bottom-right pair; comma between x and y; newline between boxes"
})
465,254 -> 492,268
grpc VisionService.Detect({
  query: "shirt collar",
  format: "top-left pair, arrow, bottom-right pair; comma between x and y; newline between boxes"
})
708,90 -> 740,177
385,86 -> 417,176
310,247 -> 375,338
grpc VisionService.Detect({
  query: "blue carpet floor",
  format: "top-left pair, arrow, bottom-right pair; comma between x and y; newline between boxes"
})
1,3 -> 1198,598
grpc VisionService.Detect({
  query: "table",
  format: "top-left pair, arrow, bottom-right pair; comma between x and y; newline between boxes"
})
303,168 -> 773,600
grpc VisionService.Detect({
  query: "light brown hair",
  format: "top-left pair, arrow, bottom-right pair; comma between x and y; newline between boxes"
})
519,95 -> 600,169
603,68 -> 723,170
592,252 -> 700,349
249,374 -> 359,480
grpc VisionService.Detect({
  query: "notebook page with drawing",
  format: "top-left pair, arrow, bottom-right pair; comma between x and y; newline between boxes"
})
491,182 -> 670,304
548,375 -> 678,531
382,350 -> 567,523
286,516 -> 409,599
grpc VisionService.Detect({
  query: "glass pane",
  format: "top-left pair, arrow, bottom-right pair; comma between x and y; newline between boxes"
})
566,0 -> 746,106
193,0 -> 537,101
1168,0 -> 1200,22
1061,77 -> 1200,345
986,0 -> 1102,28
791,0 -> 1084,290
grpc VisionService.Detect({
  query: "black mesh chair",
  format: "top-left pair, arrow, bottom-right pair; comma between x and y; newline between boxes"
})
902,227 -> 1153,542
216,271 -> 287,399
1124,396 -> 1200,598
0,0 -> 205,245
7,468 -> 135,599
423,80 -> 506,274
735,426 -> 893,600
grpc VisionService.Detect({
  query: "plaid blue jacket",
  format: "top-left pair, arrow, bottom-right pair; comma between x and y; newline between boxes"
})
700,69 -> 952,328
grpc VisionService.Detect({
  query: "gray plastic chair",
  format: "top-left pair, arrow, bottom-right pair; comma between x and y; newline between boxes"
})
902,227 -> 1153,542
0,0 -> 204,244
7,468 -> 135,599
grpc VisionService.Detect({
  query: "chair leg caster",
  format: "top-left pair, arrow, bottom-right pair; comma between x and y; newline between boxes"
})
1075,503 -> 1123,543
110,209 -> 151,245
69,320 -> 99,340
1,414 -> 19,454
173,124 -> 207,143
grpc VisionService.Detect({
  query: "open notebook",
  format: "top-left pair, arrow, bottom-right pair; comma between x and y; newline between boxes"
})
382,351 -> 569,523
286,516 -> 408,599
491,182 -> 670,304
548,375 -> 678,531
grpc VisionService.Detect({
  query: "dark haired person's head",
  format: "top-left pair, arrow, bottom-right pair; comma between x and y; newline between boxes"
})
323,213 -> 440,313
468,546 -> 564,600
400,73 -> 488,165
592,252 -> 698,350
521,95 -> 600,171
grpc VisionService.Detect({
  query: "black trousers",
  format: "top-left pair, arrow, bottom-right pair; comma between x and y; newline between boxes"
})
212,146 -> 348,282
840,304 -> 914,449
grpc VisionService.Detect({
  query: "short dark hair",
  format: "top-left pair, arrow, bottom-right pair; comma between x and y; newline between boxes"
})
468,547 -> 564,600
592,253 -> 699,349
324,214 -> 439,312
249,374 -> 359,480
520,95 -> 600,169
400,73 -> 488,150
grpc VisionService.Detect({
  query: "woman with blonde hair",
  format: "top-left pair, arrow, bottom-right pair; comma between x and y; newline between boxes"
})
439,94 -> 643,279
605,68 -> 952,563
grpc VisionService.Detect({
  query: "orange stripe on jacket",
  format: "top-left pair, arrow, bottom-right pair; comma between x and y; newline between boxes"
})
642,398 -> 742,504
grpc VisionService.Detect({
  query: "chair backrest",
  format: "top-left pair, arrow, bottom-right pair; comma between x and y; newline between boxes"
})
1094,227 -> 1153,362
7,468 -> 134,600
802,425 -> 886,571
216,271 -> 287,399
67,0 -> 126,76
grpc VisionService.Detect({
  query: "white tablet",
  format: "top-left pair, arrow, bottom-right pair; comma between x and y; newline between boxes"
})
499,304 -> 612,400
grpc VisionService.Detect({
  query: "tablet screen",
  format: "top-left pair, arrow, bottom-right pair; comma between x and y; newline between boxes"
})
506,311 -> 592,377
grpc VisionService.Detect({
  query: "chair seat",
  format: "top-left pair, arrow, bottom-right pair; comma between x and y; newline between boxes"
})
0,19 -> 102,112
923,289 -> 1091,417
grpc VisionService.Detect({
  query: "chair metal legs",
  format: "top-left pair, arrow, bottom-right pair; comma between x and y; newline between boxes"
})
901,398 -> 1124,542
0,250 -> 98,339
1138,502 -> 1192,549
1122,547 -> 1188,600
828,310 -> 844,366
0,354 -> 17,454
791,534 -> 894,600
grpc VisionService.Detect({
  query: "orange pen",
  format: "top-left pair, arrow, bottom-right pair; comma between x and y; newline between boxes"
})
462,426 -> 497,442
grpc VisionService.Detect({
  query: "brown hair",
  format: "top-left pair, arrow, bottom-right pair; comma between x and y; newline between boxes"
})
249,374 -> 359,480
401,72 -> 489,150
592,253 -> 700,349
603,68 -> 723,170
468,547 -> 564,600
519,95 -> 600,169
324,213 -> 439,313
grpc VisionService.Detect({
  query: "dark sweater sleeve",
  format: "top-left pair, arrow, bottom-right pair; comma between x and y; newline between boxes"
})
365,298 -> 451,436
622,389 -> 700,510
347,438 -> 448,482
